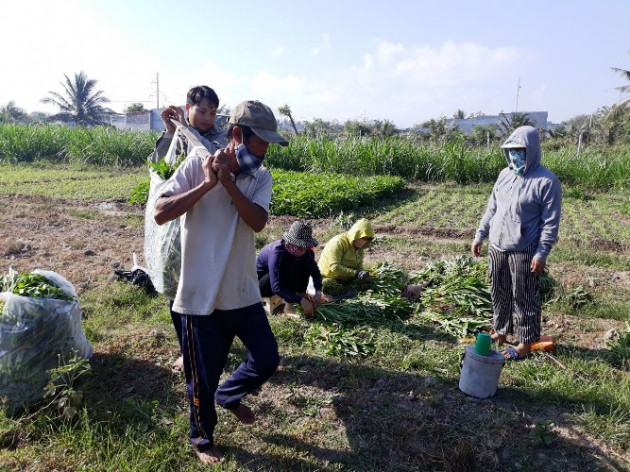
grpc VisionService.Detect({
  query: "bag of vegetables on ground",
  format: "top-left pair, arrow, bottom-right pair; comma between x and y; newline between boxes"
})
143,122 -> 221,299
0,269 -> 92,411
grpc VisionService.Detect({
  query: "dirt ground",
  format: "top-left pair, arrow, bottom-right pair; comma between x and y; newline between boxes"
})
1,194 -> 627,350
2,194 -> 629,470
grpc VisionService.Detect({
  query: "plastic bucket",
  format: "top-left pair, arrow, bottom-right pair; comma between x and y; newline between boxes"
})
459,345 -> 505,399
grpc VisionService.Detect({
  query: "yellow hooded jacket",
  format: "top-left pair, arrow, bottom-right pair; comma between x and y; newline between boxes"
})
318,219 -> 375,280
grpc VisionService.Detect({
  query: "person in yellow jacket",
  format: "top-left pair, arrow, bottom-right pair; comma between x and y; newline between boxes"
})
318,219 -> 375,281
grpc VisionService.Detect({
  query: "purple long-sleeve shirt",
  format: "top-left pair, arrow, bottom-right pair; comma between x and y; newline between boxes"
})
256,239 -> 323,303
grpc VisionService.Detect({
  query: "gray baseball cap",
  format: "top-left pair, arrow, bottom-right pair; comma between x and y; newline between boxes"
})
229,100 -> 289,146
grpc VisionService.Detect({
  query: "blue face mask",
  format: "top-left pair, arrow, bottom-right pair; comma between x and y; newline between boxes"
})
509,149 -> 526,175
235,143 -> 263,175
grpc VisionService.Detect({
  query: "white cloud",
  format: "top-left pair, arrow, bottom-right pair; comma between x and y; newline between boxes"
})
1,7 -> 524,129
250,72 -> 308,96
164,39 -> 520,127
371,40 -> 521,87
235,40 -> 523,126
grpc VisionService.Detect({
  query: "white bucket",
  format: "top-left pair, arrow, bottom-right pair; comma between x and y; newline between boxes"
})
459,345 -> 505,399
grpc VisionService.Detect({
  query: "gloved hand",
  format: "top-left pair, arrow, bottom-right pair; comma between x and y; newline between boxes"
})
355,270 -> 370,280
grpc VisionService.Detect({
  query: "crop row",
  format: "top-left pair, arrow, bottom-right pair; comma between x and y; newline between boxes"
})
372,184 -> 630,248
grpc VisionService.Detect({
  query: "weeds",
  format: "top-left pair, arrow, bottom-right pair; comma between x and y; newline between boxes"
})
530,419 -> 558,447
607,323 -> 630,370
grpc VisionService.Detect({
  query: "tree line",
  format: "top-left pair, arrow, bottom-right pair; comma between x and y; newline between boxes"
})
3,65 -> 630,147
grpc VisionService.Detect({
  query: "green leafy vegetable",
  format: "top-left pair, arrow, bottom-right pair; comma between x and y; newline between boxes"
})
147,153 -> 186,180
1,272 -> 74,301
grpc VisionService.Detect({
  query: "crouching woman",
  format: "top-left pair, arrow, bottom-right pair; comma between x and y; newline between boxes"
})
257,220 -> 323,317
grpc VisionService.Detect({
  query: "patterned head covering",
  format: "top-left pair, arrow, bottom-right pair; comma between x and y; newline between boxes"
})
283,220 -> 318,248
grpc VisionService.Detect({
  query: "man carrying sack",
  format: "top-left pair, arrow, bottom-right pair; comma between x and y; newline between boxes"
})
154,100 -> 289,465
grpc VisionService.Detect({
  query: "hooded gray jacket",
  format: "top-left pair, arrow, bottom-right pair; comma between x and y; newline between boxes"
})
474,126 -> 562,262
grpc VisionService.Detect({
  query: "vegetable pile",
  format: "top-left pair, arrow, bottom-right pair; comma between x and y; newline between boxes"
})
302,257 -> 557,356
305,262 -> 416,357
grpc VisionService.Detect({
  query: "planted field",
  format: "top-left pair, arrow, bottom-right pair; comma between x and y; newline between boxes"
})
370,184 -> 630,264
0,163 -> 629,472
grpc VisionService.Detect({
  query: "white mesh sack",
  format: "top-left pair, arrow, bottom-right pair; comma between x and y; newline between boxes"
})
0,270 -> 92,410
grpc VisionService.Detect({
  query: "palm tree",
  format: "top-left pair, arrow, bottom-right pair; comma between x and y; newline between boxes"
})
453,109 -> 466,119
496,112 -> 536,136
611,61 -> 630,105
0,101 -> 28,124
278,104 -> 299,135
41,72 -> 113,126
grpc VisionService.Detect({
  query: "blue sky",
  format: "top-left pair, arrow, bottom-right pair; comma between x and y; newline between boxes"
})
4,0 -> 630,127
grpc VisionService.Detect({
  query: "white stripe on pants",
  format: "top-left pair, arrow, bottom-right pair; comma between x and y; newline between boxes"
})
488,244 -> 541,344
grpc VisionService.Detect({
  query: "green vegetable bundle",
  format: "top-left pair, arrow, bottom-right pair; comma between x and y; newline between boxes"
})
304,290 -> 414,357
0,270 -> 91,410
147,153 -> 186,180
1,272 -> 75,300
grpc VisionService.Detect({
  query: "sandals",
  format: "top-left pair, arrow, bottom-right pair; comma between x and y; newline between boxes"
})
502,345 -> 528,361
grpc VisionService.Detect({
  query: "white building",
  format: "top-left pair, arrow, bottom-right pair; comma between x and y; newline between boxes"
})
109,108 -> 229,132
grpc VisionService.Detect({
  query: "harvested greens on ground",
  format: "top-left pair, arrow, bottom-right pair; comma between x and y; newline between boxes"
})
305,257 -> 557,354
411,255 -> 556,337
305,262 -> 417,357
0,270 -> 92,411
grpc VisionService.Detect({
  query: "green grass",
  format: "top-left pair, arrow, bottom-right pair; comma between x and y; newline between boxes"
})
0,164 -> 407,218
0,124 -> 156,166
267,135 -> 630,189
3,281 -> 628,470
0,163 -> 147,201
0,164 -> 629,471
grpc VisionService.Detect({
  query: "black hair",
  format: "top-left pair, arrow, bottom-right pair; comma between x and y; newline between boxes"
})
186,86 -> 219,108
226,124 -> 255,143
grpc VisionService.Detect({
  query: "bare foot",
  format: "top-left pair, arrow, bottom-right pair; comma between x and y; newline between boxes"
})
171,355 -> 184,373
194,446 -> 223,465
512,342 -> 531,358
228,404 -> 255,425
490,333 -> 507,344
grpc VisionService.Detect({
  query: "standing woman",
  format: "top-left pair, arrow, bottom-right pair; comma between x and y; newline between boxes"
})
257,220 -> 323,317
471,126 -> 562,360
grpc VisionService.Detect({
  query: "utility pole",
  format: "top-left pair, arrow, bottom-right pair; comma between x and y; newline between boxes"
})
151,73 -> 160,109
515,77 -> 521,112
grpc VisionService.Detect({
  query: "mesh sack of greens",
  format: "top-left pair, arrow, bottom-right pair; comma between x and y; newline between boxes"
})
144,129 -> 185,299
0,269 -> 92,410
144,123 -> 220,299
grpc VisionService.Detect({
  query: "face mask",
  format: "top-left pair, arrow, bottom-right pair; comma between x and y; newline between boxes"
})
285,243 -> 307,257
509,149 -> 526,175
235,143 -> 263,175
